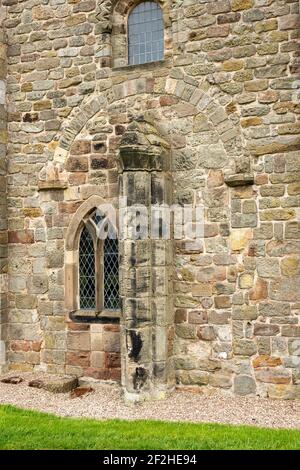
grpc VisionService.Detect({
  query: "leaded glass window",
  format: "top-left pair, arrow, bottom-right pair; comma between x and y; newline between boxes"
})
104,238 -> 120,310
128,2 -> 164,65
79,226 -> 96,310
78,211 -> 120,313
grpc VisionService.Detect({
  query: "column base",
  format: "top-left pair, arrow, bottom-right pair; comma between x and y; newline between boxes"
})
123,386 -> 175,403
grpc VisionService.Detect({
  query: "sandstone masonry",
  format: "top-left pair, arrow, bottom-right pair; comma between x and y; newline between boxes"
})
1,0 -> 300,400
0,2 -> 7,373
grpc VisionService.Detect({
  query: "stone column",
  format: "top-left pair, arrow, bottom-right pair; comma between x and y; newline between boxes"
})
0,4 -> 8,373
118,119 -> 174,401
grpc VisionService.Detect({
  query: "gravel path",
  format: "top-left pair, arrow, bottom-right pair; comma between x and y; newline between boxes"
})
0,373 -> 299,429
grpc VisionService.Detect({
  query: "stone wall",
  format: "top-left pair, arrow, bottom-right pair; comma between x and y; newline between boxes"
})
2,0 -> 300,398
0,1 -> 8,373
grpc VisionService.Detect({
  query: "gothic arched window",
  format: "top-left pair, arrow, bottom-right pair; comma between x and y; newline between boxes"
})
79,226 -> 96,310
78,211 -> 120,313
128,1 -> 164,65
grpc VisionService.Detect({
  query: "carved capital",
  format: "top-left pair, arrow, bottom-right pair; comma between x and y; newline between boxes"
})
38,161 -> 68,190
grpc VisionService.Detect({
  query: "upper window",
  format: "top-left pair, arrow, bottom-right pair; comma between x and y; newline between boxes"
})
79,211 -> 120,312
128,1 -> 164,66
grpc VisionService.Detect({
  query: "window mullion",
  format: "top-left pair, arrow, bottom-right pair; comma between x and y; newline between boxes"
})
96,240 -> 104,312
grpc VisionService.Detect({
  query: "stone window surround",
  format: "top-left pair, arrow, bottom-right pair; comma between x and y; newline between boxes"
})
65,195 -> 120,322
111,0 -> 172,68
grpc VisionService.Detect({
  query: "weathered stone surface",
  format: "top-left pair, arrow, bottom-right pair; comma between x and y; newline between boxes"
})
0,0 -> 299,400
233,306 -> 258,320
255,368 -> 291,384
259,302 -> 290,317
254,324 -> 280,336
40,376 -> 78,393
177,370 -> 209,386
209,371 -> 232,389
230,228 -> 252,251
270,277 -> 300,302
233,340 -> 257,356
253,355 -> 282,368
234,375 -> 256,395
268,384 -> 300,400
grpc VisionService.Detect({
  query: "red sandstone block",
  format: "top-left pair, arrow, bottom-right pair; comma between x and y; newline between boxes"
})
175,309 -> 187,323
67,322 -> 90,331
108,368 -> 121,382
159,95 -> 179,106
105,352 -> 121,369
68,173 -> 87,185
84,368 -> 109,380
10,340 -> 31,352
58,201 -> 81,214
207,25 -> 230,37
66,351 -> 90,368
217,12 -> 241,24
8,230 -> 34,244
66,156 -> 88,172
103,324 -> 120,333
70,140 -> 91,155
32,341 -> 42,352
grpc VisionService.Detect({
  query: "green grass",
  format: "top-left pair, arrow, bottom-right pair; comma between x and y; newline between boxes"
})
0,405 -> 299,450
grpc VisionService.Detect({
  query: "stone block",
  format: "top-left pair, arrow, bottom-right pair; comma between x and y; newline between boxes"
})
188,310 -> 208,324
42,376 -> 78,393
281,326 -> 300,338
239,273 -> 254,288
90,351 -> 105,368
267,384 -> 300,400
230,228 -> 252,251
209,371 -> 232,389
233,340 -> 257,356
234,375 -> 256,395
270,277 -> 300,302
255,368 -> 291,384
254,323 -> 280,336
197,325 -> 215,341
232,305 -> 258,320
67,332 -> 91,351
259,301 -> 290,317
253,355 -> 282,368
178,370 -> 209,386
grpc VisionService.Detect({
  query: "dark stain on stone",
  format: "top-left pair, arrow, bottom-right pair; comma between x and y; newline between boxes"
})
93,142 -> 107,153
23,113 -> 38,123
133,367 -> 148,390
91,157 -> 108,170
128,329 -> 143,361
151,176 -> 163,204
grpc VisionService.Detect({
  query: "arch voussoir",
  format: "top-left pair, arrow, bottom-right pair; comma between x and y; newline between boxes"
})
54,74 -> 242,168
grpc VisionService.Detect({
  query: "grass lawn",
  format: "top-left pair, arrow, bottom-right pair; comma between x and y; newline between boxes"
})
0,404 -> 299,450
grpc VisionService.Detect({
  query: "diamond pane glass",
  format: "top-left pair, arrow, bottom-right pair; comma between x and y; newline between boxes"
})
128,2 -> 164,65
79,226 -> 96,310
92,210 -> 105,227
104,237 -> 120,310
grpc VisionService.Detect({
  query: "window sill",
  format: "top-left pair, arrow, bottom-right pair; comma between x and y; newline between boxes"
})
112,58 -> 171,73
70,310 -> 121,324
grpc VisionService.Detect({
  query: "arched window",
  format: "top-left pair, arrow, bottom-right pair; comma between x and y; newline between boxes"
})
78,210 -> 120,312
79,226 -> 96,310
128,1 -> 164,65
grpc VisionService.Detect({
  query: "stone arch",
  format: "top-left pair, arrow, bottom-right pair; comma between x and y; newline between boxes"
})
54,74 -> 243,176
65,195 -> 107,251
